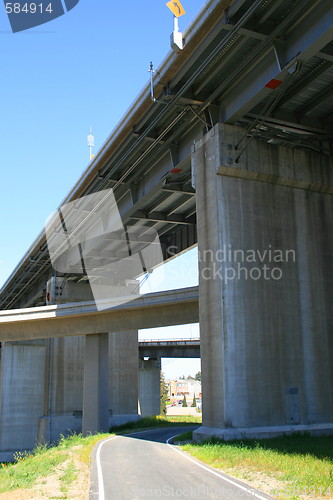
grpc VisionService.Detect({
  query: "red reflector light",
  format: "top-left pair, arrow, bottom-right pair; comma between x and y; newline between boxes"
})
265,79 -> 283,89
170,168 -> 182,174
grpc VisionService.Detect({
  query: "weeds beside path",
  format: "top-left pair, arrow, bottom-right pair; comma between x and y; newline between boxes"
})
0,433 -> 107,499
180,433 -> 333,500
0,416 -> 201,499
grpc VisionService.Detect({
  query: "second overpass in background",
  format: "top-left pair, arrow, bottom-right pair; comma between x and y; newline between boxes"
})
139,338 -> 200,358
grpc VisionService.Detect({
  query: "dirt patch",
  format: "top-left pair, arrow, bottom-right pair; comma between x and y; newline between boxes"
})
0,450 -> 90,500
225,466 -> 291,498
226,467 -> 333,499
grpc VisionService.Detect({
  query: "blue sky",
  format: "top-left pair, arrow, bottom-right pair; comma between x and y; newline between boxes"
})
0,0 -> 203,378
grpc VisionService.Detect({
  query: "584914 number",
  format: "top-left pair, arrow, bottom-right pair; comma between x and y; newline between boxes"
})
5,3 -> 53,14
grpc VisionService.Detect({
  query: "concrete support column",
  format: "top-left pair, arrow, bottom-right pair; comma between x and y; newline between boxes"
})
38,336 -> 84,444
109,331 -> 139,427
82,333 -> 109,435
0,341 -> 45,461
139,358 -> 161,417
193,123 -> 333,441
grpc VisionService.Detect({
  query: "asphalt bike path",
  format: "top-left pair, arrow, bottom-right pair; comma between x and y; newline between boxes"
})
89,426 -> 273,499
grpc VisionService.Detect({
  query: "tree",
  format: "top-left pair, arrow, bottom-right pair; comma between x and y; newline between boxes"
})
182,394 -> 188,407
194,371 -> 201,381
160,372 -> 169,416
191,395 -> 197,407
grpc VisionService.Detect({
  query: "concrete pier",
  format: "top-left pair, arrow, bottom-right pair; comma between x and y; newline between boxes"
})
109,331 -> 140,427
82,333 -> 109,435
0,341 -> 45,460
38,336 -> 84,444
138,358 -> 161,417
193,124 -> 333,441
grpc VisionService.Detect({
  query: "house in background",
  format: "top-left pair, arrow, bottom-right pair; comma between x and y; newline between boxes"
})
167,377 -> 201,405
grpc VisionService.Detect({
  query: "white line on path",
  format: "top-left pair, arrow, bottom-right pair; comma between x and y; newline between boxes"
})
95,436 -> 117,500
95,430 -> 270,500
166,434 -> 270,500
95,430 -> 162,500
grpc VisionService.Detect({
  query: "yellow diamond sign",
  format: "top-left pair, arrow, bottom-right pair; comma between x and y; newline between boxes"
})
166,0 -> 185,18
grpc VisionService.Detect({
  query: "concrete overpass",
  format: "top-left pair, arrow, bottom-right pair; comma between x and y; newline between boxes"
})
0,288 -> 198,460
0,288 -> 198,341
139,338 -> 200,358
0,0 -> 332,455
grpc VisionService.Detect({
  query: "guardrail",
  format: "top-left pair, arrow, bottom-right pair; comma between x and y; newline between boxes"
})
139,338 -> 200,343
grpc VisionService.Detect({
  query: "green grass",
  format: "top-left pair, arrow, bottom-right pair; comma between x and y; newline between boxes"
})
59,460 -> 78,494
0,448 -> 66,493
172,430 -> 193,442
0,433 -> 109,495
181,434 -> 333,499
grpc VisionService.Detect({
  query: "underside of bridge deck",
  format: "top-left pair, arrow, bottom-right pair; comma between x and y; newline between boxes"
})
0,0 -> 332,453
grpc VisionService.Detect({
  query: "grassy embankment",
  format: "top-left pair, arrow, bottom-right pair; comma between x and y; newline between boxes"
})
0,433 -> 105,497
2,417 -> 332,500
178,432 -> 333,499
0,416 -> 201,498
